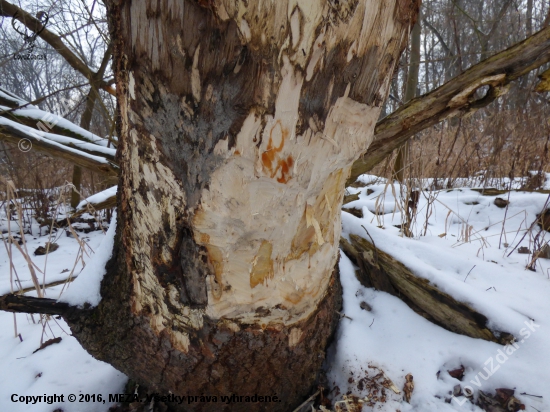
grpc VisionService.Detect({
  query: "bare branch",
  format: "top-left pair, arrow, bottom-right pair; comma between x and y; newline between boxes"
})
0,0 -> 115,96
348,26 -> 550,185
0,294 -> 71,315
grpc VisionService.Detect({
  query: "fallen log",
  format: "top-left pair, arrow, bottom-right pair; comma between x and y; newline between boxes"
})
341,234 -> 514,344
0,294 -> 71,316
470,188 -> 550,196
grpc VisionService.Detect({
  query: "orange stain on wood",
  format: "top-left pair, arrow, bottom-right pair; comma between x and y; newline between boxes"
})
198,232 -> 210,243
261,120 -> 294,183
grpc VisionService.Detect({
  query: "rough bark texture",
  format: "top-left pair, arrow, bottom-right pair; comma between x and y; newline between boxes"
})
62,1 -> 417,410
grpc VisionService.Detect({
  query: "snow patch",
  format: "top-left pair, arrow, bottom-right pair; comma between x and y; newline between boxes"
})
60,213 -> 117,307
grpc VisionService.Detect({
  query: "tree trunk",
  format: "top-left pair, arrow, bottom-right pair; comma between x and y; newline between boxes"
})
63,1 -> 417,410
392,17 -> 420,183
71,45 -> 113,209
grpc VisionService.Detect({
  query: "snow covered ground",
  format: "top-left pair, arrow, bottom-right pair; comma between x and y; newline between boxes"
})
328,175 -> 550,411
0,210 -> 126,412
1,175 -> 549,411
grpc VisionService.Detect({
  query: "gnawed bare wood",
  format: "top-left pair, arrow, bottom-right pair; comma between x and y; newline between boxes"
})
63,0 -> 417,410
342,234 -> 514,344
348,26 -> 550,185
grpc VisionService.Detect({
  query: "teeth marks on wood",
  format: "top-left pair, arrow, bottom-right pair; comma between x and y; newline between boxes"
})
191,45 -> 202,103
250,240 -> 274,288
290,6 -> 303,51
205,244 -> 224,300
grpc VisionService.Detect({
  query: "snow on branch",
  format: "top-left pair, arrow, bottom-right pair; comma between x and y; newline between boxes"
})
0,86 -> 114,147
0,118 -> 119,177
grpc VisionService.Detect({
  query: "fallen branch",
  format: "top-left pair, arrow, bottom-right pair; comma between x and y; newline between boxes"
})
0,103 -> 113,147
470,188 -> 550,196
0,122 -> 119,177
0,294 -> 71,316
348,26 -> 550,185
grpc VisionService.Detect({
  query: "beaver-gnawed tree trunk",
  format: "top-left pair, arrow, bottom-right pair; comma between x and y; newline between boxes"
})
64,1 -> 418,411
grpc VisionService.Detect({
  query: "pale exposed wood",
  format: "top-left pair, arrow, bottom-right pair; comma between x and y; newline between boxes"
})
56,0 -> 416,408
116,0 -> 413,338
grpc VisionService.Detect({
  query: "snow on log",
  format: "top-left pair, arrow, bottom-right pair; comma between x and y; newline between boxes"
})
340,234 -> 515,344
0,86 -> 114,147
71,186 -> 117,218
0,118 -> 118,177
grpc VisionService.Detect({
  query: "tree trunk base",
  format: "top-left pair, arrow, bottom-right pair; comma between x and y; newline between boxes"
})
67,252 -> 342,412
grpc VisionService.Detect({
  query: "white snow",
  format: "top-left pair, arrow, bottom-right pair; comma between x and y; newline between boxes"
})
0,206 -> 125,411
59,213 -> 116,307
77,186 -> 117,210
1,175 -> 550,411
0,89 -> 37,109
327,176 -> 550,411
0,116 -> 115,164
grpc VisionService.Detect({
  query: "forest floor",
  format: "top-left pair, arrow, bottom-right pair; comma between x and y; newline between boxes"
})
1,174 -> 549,412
